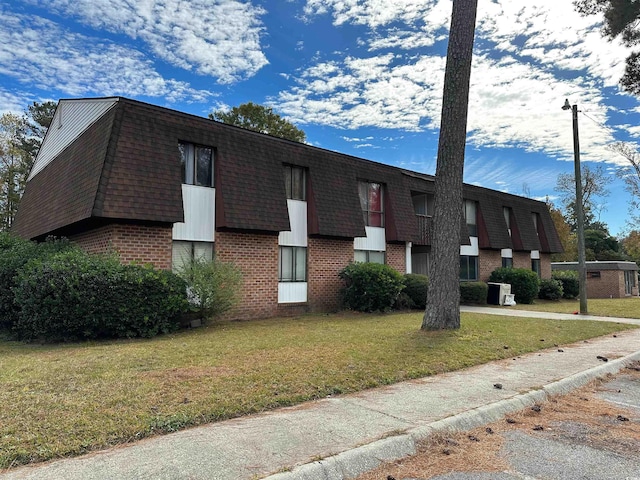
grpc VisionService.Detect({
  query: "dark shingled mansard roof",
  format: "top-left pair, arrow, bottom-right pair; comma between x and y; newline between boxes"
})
12,97 -> 563,254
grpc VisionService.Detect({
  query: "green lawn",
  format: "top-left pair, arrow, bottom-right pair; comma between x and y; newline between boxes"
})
0,311 -> 636,469
511,297 -> 640,318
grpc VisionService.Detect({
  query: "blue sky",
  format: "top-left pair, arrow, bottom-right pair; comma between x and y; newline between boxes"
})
2,0 -> 639,236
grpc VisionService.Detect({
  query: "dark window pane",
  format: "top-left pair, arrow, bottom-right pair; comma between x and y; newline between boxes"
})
469,256 -> 477,280
295,247 -> 306,280
284,166 -> 292,199
178,143 -> 187,184
369,183 -> 382,212
279,247 -> 293,282
292,168 -> 300,199
196,147 -> 213,187
460,256 -> 468,280
358,182 -> 368,211
369,212 -> 383,227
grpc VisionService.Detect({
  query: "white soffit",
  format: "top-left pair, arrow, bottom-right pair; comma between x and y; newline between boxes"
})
28,98 -> 119,181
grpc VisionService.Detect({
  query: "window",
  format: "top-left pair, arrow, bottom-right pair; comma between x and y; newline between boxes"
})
624,270 -> 636,295
588,271 -> 601,279
354,250 -> 385,264
359,181 -> 384,227
531,259 -> 541,277
284,165 -> 306,200
411,252 -> 429,275
502,257 -> 513,268
460,255 -> 478,281
172,241 -> 213,272
179,142 -> 214,187
279,246 -> 307,282
412,194 -> 433,216
464,200 -> 477,236
504,207 -> 512,237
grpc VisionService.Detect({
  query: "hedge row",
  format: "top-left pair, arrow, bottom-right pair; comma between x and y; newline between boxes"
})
0,234 -> 189,342
339,264 -> 491,312
339,263 -> 577,312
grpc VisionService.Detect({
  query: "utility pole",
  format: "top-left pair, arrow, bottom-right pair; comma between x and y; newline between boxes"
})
562,99 -> 588,314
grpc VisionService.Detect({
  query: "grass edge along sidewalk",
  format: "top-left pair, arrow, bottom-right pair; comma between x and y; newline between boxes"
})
1,310 -> 637,470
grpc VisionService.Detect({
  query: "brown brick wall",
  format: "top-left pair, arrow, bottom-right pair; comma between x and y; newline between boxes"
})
479,250 -> 501,281
70,224 -> 172,269
215,231 -> 280,320
307,237 -> 354,312
540,253 -> 552,279
586,270 -> 623,299
478,250 -> 552,282
512,251 -> 531,270
386,243 -> 406,274
69,225 -> 116,256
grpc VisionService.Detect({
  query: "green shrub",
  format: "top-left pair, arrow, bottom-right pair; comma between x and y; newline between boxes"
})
176,256 -> 243,320
0,234 -> 73,331
394,291 -> 415,310
339,262 -> 404,312
538,278 -> 564,300
12,250 -> 189,342
402,274 -> 428,309
489,267 -> 540,304
460,281 -> 488,305
552,270 -> 580,299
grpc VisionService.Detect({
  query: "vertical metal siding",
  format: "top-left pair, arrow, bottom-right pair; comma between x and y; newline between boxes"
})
278,200 -> 308,247
354,226 -> 386,251
172,185 -> 215,242
28,98 -> 119,180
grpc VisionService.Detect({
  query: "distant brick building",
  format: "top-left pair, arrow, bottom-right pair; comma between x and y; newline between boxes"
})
552,261 -> 639,298
13,97 -> 563,319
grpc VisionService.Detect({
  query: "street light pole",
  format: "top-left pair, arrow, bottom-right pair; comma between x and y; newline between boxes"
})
562,99 -> 588,314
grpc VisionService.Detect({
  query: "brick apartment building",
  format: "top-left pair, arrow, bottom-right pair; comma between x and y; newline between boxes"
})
13,97 -> 563,319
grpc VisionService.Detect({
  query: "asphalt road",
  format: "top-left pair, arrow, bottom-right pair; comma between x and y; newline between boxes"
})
362,365 -> 640,480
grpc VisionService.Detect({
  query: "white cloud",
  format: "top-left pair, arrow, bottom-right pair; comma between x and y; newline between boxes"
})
476,1 -> 629,87
275,54 -> 445,131
619,124 -> 640,138
22,0 -> 268,83
283,0 -> 637,166
0,89 -> 30,115
0,12 -> 213,101
341,136 -> 374,142
353,143 -> 377,149
463,155 -> 560,196
303,0 -> 439,28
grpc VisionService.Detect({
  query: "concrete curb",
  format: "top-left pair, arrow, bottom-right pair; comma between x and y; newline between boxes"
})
264,350 -> 640,480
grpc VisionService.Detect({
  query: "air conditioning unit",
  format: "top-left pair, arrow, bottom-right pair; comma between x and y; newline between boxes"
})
487,282 -> 512,306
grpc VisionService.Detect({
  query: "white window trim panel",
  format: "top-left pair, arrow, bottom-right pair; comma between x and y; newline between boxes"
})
354,226 -> 386,251
531,250 -> 540,260
501,248 -> 513,259
279,199 -> 307,247
173,185 -> 215,242
278,282 -> 308,303
460,236 -> 479,256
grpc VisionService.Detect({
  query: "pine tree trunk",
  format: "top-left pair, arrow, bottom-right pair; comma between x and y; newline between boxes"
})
422,0 -> 478,330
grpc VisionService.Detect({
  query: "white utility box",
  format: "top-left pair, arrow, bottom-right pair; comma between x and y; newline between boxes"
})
487,282 -> 512,306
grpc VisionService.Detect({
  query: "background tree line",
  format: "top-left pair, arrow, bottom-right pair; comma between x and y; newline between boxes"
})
549,162 -> 640,267
0,101 -> 56,231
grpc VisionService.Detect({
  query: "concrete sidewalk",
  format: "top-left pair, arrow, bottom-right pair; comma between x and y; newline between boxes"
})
460,304 -> 640,325
3,310 -> 640,480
